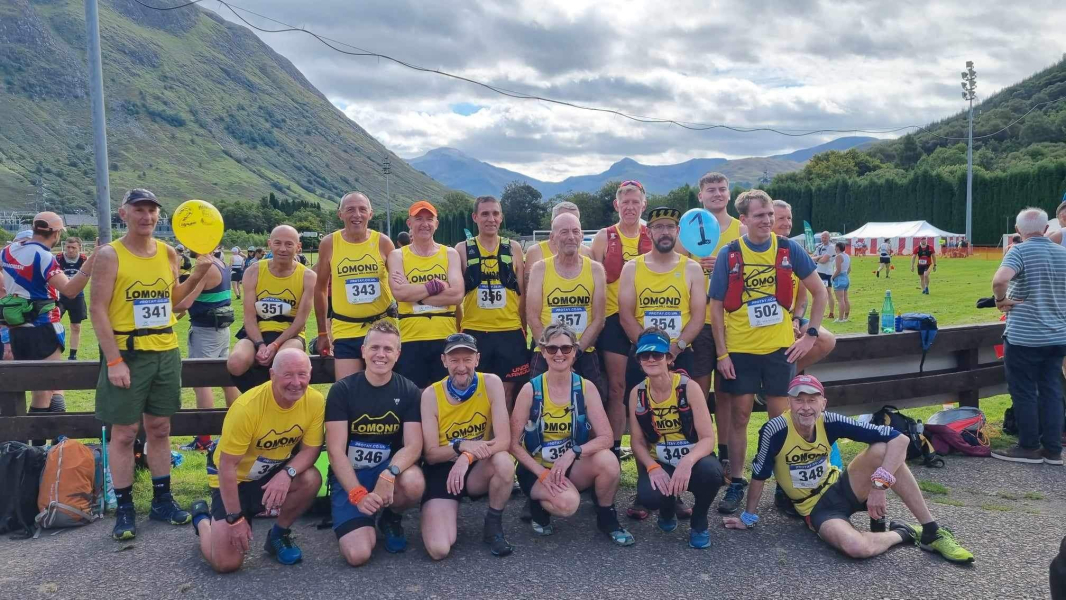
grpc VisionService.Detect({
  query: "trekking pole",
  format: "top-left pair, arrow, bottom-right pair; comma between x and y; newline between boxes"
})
100,426 -> 109,515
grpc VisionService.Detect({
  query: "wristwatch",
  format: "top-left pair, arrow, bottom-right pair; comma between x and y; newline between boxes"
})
806,327 -> 819,338
224,511 -> 244,525
571,444 -> 583,460
387,465 -> 401,477
285,466 -> 297,479
451,439 -> 463,455
676,338 -> 689,352
872,480 -> 889,491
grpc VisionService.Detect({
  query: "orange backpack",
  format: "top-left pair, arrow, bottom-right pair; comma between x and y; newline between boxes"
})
35,439 -> 99,531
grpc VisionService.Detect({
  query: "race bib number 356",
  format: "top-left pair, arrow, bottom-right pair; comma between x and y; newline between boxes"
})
133,298 -> 171,328
477,283 -> 506,309
747,296 -> 783,328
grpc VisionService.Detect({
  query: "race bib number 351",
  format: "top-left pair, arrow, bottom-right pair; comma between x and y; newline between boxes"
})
133,298 -> 171,328
255,299 -> 293,320
747,296 -> 783,328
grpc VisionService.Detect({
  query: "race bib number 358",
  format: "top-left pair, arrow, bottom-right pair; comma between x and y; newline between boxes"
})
133,298 -> 171,328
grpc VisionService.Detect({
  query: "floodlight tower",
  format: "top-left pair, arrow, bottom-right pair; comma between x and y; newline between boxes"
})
962,61 -> 977,250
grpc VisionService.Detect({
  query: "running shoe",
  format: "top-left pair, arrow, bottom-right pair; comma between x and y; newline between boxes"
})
377,514 -> 408,553
596,507 -> 635,546
264,527 -> 303,565
1041,449 -> 1063,466
689,528 -> 711,549
991,444 -> 1043,464
149,493 -> 192,525
484,532 -> 514,557
180,437 -> 213,452
531,518 -> 554,536
920,528 -> 974,564
717,481 -> 746,514
890,521 -> 920,546
657,514 -> 678,532
112,504 -> 137,541
189,499 -> 210,537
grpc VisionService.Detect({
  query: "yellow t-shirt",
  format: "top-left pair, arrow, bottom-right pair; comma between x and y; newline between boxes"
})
644,373 -> 693,464
107,239 -> 178,352
693,216 -> 741,325
254,259 -> 308,339
397,245 -> 457,342
604,227 -> 642,317
723,236 -> 795,355
539,255 -> 595,347
329,230 -> 394,340
208,381 -> 325,488
460,238 -> 521,332
432,373 -> 493,448
633,255 -> 692,343
535,382 -> 574,468
773,412 -> 840,516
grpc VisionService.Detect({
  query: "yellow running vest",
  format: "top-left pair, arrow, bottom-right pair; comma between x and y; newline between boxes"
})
644,373 -> 693,463
723,236 -> 795,355
460,238 -> 521,332
537,239 -> 553,259
539,255 -> 595,347
107,239 -> 178,352
397,244 -> 457,342
329,230 -> 393,340
254,259 -> 308,339
535,383 -> 574,468
604,227 -> 642,317
432,374 -> 493,448
773,412 -> 840,516
693,216 -> 741,325
633,255 -> 692,343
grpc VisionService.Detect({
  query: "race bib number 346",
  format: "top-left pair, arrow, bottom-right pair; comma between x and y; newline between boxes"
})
133,298 -> 171,328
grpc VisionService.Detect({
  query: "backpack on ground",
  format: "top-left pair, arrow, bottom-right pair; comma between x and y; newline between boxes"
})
35,439 -> 100,532
899,313 -> 938,373
0,442 -> 49,538
871,405 -> 944,468
924,407 -> 991,458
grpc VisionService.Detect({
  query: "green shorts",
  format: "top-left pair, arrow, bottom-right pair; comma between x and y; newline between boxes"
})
95,348 -> 183,425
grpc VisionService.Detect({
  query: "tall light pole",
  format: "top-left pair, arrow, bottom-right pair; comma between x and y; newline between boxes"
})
961,61 -> 976,251
85,0 -> 113,243
382,155 -> 392,237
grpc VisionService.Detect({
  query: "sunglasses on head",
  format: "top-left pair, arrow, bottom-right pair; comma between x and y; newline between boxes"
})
620,180 -> 645,192
637,351 -> 666,362
543,344 -> 575,356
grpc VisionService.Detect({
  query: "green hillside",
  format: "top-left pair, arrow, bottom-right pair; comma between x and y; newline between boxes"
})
0,0 -> 447,215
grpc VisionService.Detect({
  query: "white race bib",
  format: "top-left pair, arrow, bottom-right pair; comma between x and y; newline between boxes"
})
347,441 -> 391,470
247,456 -> 284,481
643,310 -> 681,339
132,298 -> 171,328
345,278 -> 380,304
747,296 -> 783,328
655,440 -> 694,467
540,439 -> 573,464
476,283 -> 506,309
550,307 -> 588,334
789,457 -> 828,489
255,299 -> 293,320
412,302 -> 446,314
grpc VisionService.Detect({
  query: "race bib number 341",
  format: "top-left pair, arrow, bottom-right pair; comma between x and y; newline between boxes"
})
133,298 -> 171,328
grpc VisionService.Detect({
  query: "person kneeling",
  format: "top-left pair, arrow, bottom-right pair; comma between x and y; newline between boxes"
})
723,374 -> 974,564
510,323 -> 635,545
325,320 -> 425,565
189,349 -> 324,573
629,327 -> 724,549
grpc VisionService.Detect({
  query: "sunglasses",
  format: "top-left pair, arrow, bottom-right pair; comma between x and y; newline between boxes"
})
637,351 -> 667,362
620,180 -> 645,192
543,344 -> 576,356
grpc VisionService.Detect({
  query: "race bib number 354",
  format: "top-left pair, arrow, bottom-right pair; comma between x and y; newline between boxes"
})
644,310 -> 681,339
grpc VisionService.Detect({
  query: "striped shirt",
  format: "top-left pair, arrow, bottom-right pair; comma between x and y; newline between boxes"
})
751,411 -> 898,480
1001,236 -> 1066,347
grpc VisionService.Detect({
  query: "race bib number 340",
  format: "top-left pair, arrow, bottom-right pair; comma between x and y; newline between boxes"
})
133,298 -> 171,328
747,296 -> 783,328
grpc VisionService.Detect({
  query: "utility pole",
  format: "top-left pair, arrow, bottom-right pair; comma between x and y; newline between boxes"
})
961,61 -> 977,252
382,155 -> 392,238
85,0 -> 113,243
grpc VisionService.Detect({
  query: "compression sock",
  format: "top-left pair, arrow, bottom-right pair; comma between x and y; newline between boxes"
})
484,507 -> 504,535
691,485 -> 717,531
380,507 -> 401,523
612,441 -> 622,460
596,505 -> 622,531
115,485 -> 134,508
718,445 -> 729,461
152,475 -> 171,502
68,349 -> 77,360
919,521 -> 940,545
49,394 -> 65,413
529,499 -> 550,526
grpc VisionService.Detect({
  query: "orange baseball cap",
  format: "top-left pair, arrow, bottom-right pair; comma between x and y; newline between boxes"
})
408,200 -> 438,217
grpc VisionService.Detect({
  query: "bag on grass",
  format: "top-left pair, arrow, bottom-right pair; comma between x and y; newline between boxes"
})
35,439 -> 99,531
871,405 -> 944,468
0,442 -> 48,538
924,407 -> 991,458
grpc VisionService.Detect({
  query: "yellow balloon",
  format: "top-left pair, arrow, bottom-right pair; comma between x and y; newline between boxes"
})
172,199 -> 224,255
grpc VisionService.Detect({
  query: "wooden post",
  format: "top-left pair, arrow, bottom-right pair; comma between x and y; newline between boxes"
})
954,347 -> 980,408
0,391 -> 26,417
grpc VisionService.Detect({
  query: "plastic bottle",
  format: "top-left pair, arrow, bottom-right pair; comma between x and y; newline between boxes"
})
867,309 -> 879,335
894,313 -> 903,332
881,291 -> 895,333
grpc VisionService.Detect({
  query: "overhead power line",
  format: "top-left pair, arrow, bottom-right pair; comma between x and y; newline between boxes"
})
131,0 -> 1065,142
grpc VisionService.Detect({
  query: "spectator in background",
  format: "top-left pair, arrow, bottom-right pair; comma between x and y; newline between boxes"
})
814,231 -> 836,320
245,246 -> 258,270
230,247 -> 245,299
56,237 -> 89,360
991,208 -> 1066,466
1046,200 -> 1065,246
832,241 -> 851,322
396,231 -> 411,248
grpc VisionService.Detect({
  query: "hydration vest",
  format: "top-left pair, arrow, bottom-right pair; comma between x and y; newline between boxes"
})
722,236 -> 795,313
633,374 -> 698,445
522,373 -> 591,457
463,237 -> 520,295
603,224 -> 652,283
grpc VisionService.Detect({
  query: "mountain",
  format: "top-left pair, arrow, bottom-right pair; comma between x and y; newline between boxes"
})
410,136 -> 875,198
0,0 -> 447,214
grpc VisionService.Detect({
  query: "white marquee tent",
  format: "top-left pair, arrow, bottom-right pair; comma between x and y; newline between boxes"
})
838,221 -> 965,256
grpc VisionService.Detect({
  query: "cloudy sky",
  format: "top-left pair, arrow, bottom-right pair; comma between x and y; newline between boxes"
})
213,0 -> 1066,180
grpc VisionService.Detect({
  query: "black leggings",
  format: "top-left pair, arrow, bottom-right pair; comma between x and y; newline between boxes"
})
636,455 -> 724,531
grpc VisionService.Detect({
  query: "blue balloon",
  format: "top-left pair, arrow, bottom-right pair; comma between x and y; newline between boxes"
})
679,208 -> 720,257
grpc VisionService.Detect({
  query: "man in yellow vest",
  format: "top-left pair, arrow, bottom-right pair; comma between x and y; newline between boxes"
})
387,201 -> 464,389
708,190 -> 826,515
91,188 -> 214,541
227,225 -> 316,390
314,191 -> 396,380
456,196 -> 529,407
678,172 -> 746,466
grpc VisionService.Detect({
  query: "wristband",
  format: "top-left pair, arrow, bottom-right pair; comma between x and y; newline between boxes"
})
871,467 -> 896,488
348,485 -> 368,506
107,357 -> 124,367
646,463 -> 662,473
717,354 -> 729,361
461,451 -> 475,464
317,333 -> 328,338
379,471 -> 395,484
268,342 -> 280,351
537,470 -> 550,483
740,511 -> 760,527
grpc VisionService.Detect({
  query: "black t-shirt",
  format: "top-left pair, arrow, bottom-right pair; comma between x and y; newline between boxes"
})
325,371 -> 421,471
56,254 -> 87,298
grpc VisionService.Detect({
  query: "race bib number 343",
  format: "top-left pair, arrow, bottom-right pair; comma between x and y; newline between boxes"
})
133,298 -> 171,328
747,296 -> 783,328
345,278 -> 380,304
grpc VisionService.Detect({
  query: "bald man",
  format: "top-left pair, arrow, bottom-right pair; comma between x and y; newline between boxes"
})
524,201 -> 590,271
228,225 -> 316,390
189,348 -> 325,572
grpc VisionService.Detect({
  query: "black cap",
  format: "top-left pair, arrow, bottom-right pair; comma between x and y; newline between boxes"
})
122,188 -> 161,207
443,332 -> 478,354
646,206 -> 681,224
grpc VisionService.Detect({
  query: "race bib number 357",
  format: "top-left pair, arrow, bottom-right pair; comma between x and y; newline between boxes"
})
550,307 -> 587,334
133,298 -> 171,328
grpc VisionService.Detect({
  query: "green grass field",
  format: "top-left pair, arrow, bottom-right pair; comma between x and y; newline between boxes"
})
38,254 -> 1012,511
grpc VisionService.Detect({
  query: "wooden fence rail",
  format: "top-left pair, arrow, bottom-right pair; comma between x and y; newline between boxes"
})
0,323 -> 1007,441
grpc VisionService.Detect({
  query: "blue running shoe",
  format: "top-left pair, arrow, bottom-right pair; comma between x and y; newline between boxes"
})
657,515 -> 678,532
149,493 -> 192,525
689,528 -> 711,549
717,481 -> 746,514
378,514 -> 408,553
112,504 -> 137,541
265,526 -> 303,565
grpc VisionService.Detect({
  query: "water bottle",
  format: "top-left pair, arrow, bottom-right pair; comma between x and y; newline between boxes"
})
881,291 -> 895,333
894,313 -> 902,332
870,516 -> 887,532
867,309 -> 879,335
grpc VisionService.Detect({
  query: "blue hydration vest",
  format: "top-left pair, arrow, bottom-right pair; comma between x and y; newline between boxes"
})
522,373 -> 591,456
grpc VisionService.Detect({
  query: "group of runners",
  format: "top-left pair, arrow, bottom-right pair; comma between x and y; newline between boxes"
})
0,176 -> 973,572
